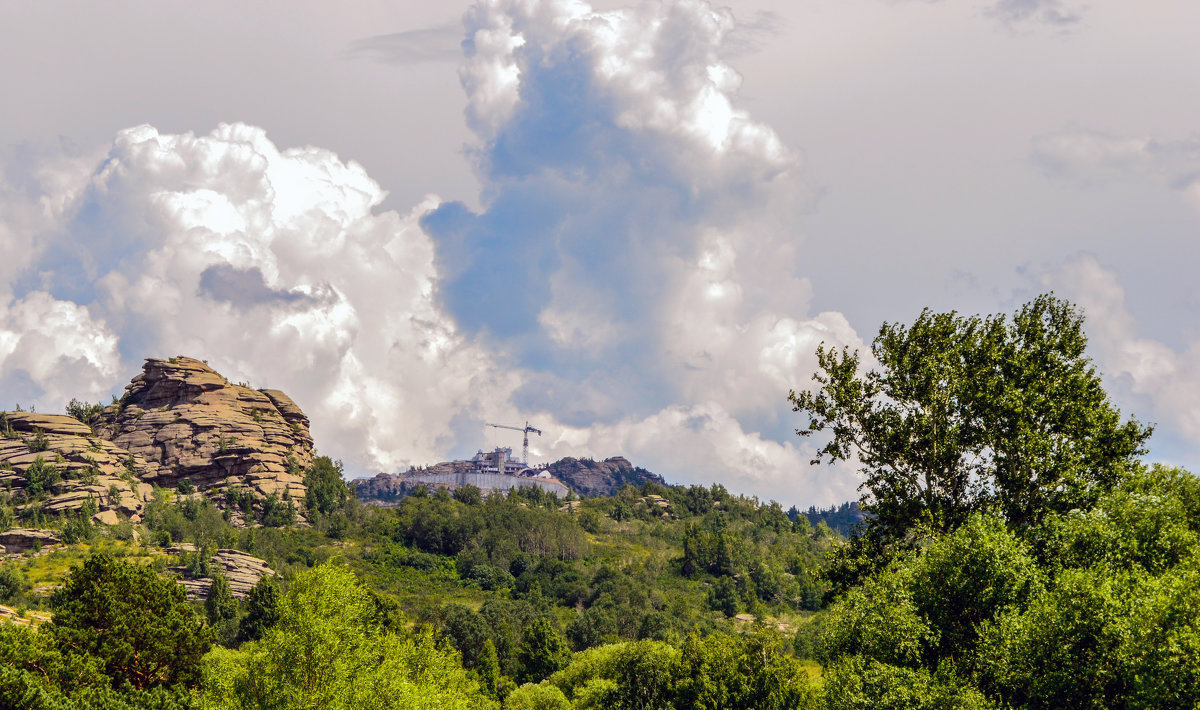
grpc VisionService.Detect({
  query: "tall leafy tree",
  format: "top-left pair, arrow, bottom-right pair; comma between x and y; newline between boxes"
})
48,553 -> 212,690
202,562 -> 496,710
790,294 -> 1151,548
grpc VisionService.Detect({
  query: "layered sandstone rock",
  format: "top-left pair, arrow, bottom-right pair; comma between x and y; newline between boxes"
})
96,357 -> 312,502
0,411 -> 155,525
166,546 -> 275,600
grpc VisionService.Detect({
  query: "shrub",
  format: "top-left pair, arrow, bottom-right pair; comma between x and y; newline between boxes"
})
23,457 -> 60,498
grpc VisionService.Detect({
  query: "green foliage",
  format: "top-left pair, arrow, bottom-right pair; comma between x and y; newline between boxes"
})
440,604 -> 494,671
545,634 -> 818,710
49,553 -> 213,690
303,456 -> 349,517
518,617 -> 572,684
205,572 -> 240,646
24,456 -> 61,498
0,563 -> 27,603
790,295 -> 1152,570
200,562 -> 497,709
453,484 -> 483,506
975,565 -> 1134,709
177,479 -> 195,495
258,492 -> 296,527
824,656 -> 995,710
0,622 -> 198,710
676,631 -> 819,710
707,575 -> 740,617
61,497 -> 99,545
27,428 -> 51,453
910,514 -> 1042,661
819,564 -> 931,668
505,683 -> 572,710
65,398 -> 105,430
237,576 -> 281,644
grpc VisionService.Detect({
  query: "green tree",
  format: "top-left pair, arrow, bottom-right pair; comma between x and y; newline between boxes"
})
976,566 -> 1134,710
441,604 -> 493,671
790,295 -> 1151,564
824,656 -> 995,710
518,618 -> 572,684
206,572 -> 240,647
304,456 -> 349,517
911,513 -> 1042,663
237,577 -> 280,644
48,553 -> 212,690
0,565 -> 26,604
201,562 -> 496,710
676,632 -> 818,710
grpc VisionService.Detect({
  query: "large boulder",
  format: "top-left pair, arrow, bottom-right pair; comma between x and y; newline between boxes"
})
96,357 -> 312,504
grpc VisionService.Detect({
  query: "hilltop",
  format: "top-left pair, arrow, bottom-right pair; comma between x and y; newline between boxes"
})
355,455 -> 668,505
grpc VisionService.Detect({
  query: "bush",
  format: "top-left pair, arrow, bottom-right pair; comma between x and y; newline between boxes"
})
0,565 -> 26,603
65,398 -> 105,429
23,457 -> 60,498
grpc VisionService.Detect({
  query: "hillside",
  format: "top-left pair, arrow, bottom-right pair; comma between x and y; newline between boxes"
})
356,455 -> 667,504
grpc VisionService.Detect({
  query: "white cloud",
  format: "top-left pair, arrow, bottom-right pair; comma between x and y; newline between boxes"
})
3,123 -> 521,475
540,400 -> 859,504
1032,126 -> 1200,212
1041,255 -> 1200,444
0,0 -> 864,507
0,291 -> 121,408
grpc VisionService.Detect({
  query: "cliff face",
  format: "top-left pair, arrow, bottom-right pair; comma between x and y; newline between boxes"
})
543,456 -> 667,497
96,357 -> 312,500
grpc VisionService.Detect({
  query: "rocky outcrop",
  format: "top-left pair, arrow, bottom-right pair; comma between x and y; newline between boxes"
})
0,527 -> 62,555
167,546 -> 275,600
0,412 -> 155,524
543,456 -> 667,497
96,357 -> 312,502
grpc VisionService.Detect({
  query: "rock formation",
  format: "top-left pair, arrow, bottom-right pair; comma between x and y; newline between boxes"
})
0,356 -> 314,532
96,356 -> 312,501
166,546 -> 275,600
0,411 -> 156,525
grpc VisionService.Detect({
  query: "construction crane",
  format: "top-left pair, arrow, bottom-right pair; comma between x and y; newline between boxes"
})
487,421 -> 542,466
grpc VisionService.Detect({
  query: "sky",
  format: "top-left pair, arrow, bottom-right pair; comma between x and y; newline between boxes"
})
1,0 -> 1198,508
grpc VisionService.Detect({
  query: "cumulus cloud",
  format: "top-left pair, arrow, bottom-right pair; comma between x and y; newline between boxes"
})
1041,255 -> 1200,444
0,291 -> 121,409
424,0 -> 862,500
1032,126 -> 1200,210
2,123 -> 520,474
0,0 -> 862,507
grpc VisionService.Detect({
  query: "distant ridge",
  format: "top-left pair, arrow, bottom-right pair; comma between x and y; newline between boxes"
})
354,455 -> 666,503
542,456 -> 666,497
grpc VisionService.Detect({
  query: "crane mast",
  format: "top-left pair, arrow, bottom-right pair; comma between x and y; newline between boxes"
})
487,421 -> 542,466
